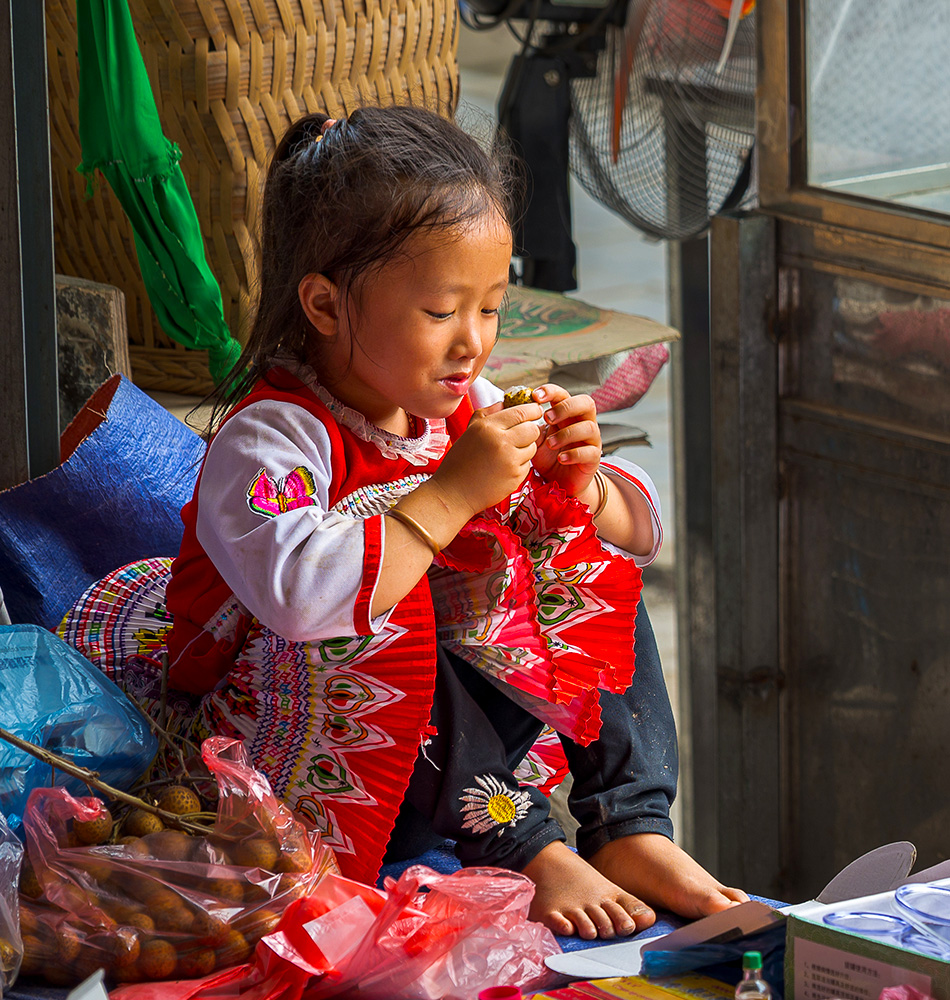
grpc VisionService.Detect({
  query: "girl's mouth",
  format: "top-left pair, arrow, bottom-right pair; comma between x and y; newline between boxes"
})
439,374 -> 471,395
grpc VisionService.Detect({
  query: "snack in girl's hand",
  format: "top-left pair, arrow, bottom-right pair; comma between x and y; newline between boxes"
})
503,385 -> 536,408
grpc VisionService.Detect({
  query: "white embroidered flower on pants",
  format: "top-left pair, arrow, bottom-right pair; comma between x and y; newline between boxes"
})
460,773 -> 531,836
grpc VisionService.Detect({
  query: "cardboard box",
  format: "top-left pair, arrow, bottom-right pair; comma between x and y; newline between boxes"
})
786,891 -> 950,1000
531,972 -> 736,999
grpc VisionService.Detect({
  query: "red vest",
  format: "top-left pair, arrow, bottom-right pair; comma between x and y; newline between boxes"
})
165,368 -> 473,693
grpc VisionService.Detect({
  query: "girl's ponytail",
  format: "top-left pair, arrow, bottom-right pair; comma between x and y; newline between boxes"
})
270,112 -> 334,171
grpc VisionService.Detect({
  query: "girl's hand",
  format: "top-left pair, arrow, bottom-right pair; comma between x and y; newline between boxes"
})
431,401 -> 543,519
531,384 -> 601,498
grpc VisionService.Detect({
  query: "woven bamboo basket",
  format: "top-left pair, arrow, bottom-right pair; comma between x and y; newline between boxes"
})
45,0 -> 459,396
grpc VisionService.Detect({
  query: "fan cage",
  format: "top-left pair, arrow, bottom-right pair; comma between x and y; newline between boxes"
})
566,0 -> 757,241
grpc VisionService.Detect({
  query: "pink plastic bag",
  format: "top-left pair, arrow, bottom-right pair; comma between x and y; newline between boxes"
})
262,864 -> 560,999
113,864 -> 560,1000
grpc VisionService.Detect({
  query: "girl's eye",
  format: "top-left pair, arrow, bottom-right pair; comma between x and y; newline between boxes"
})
426,310 -> 454,320
482,307 -> 500,317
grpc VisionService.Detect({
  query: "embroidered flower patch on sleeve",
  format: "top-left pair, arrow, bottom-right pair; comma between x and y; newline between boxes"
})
246,466 -> 317,518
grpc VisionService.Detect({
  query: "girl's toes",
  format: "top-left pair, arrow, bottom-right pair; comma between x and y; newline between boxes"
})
546,910 -> 575,936
587,906 -> 617,939
567,908 -> 599,940
603,899 -> 639,936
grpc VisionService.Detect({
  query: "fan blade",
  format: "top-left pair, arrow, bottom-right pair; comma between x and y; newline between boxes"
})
611,0 -> 652,164
715,0 -> 746,74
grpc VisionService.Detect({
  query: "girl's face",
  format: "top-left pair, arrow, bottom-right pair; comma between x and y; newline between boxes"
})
322,210 -> 512,433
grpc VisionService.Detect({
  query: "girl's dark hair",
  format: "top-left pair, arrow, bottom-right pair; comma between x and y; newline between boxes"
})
210,104 -> 516,423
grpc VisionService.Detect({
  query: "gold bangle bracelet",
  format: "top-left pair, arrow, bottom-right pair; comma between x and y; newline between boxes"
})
385,507 -> 441,557
592,470 -> 610,519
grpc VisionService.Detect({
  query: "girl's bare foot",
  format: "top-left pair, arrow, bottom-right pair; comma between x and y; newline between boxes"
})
588,833 -> 749,919
521,840 -> 657,939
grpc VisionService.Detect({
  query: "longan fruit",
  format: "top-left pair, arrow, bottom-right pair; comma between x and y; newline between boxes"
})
73,804 -> 114,845
52,883 -> 95,915
206,877 -> 244,906
139,938 -> 177,980
106,900 -> 144,924
192,908 -> 230,947
112,926 -> 142,969
18,859 -> 43,898
19,904 -> 40,937
124,809 -> 165,838
236,907 -> 281,943
178,946 -> 216,979
117,835 -> 151,858
112,962 -> 144,984
276,873 -> 309,901
0,937 -> 16,971
55,925 -> 82,964
19,934 -> 46,977
136,883 -> 179,909
127,912 -> 156,935
242,881 -> 270,907
216,928 -> 251,967
229,837 -> 279,871
275,843 -> 312,874
152,900 -> 195,935
157,784 -> 202,815
145,828 -> 194,862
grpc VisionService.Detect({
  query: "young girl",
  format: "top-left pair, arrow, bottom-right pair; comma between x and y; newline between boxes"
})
161,105 -> 747,939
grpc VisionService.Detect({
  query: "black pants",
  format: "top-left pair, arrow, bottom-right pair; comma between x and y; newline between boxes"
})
385,600 -> 677,872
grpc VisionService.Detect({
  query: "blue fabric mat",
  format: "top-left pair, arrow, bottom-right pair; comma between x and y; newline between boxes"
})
379,843 -> 785,953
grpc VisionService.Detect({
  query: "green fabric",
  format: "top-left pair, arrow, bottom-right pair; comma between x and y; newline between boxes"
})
76,0 -> 241,383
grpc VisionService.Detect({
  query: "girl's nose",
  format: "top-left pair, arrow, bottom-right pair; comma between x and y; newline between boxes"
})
452,315 -> 484,358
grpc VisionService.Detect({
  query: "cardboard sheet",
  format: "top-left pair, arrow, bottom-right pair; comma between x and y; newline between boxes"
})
485,286 -> 678,390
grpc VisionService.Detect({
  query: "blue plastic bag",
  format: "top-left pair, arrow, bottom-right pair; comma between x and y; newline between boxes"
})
0,624 -> 157,831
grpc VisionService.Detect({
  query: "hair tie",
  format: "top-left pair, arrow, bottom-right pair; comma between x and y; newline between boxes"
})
311,118 -> 339,146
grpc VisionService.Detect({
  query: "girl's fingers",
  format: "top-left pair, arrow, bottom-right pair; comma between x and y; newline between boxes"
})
544,419 -> 600,451
501,402 -> 544,425
556,445 -> 602,467
544,393 -> 596,426
533,383 -> 570,405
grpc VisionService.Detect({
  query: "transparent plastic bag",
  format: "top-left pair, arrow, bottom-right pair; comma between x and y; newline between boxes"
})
0,624 -> 157,830
16,737 -> 337,989
0,812 -> 23,994
109,865 -> 560,1000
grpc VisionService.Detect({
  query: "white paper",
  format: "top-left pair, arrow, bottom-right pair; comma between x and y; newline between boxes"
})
794,937 -> 933,1000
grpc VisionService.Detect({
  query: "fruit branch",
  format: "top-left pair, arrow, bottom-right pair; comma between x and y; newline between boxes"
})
0,725 -> 213,837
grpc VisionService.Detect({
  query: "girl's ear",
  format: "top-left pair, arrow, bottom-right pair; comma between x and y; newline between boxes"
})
298,273 -> 340,337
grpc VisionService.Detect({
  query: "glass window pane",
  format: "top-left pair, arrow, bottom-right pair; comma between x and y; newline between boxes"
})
804,0 -> 950,216
782,269 -> 950,437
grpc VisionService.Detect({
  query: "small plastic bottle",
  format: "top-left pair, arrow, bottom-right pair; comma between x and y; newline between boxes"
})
735,950 -> 773,1000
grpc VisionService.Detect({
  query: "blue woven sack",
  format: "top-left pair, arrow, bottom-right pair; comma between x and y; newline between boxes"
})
0,624 -> 158,830
0,374 -> 205,629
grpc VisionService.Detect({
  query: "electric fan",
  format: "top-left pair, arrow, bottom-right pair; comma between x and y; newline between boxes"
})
462,0 -> 757,289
